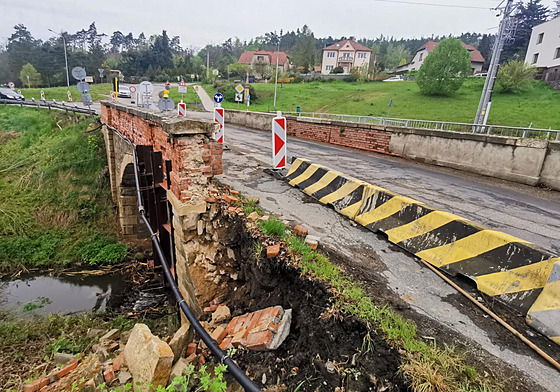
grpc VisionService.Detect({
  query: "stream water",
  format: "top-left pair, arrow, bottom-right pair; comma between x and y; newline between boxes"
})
0,272 -> 127,317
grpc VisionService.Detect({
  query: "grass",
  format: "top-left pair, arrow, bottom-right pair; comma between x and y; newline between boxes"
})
203,79 -> 560,129
236,194 -> 502,392
0,106 -> 126,272
17,83 -> 113,102
167,86 -> 204,111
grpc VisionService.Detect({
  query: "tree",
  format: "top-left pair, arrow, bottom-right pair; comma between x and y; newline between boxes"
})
416,38 -> 471,96
503,0 -> 549,60
554,0 -> 560,17
19,63 -> 41,87
384,44 -> 411,71
496,60 -> 537,93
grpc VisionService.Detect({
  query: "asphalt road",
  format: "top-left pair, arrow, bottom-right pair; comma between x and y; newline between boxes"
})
210,121 -> 560,392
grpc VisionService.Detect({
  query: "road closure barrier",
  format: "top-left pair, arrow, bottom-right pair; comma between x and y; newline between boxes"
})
285,157 -> 560,345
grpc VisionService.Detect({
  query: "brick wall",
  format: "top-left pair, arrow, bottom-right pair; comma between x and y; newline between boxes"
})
286,118 -> 394,155
101,102 -> 222,204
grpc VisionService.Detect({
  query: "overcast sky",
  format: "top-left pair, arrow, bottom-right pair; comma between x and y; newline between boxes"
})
1,0 -> 557,50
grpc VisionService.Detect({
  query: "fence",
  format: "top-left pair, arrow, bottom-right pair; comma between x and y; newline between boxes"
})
0,98 -> 96,116
281,111 -> 560,141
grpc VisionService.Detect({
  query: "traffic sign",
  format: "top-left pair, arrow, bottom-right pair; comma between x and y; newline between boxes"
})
40,90 -> 45,100
110,91 -> 116,101
178,102 -> 187,117
235,84 -> 244,94
178,84 -> 187,94
272,113 -> 287,169
129,85 -> 137,94
98,68 -> 104,77
71,67 -> 87,80
77,81 -> 90,93
213,107 -> 225,144
235,93 -> 243,102
67,91 -> 72,102
158,97 -> 175,111
85,76 -> 94,83
213,93 -> 224,104
81,93 -> 93,106
17,89 -> 21,95
212,69 -> 219,76
8,82 -> 14,89
139,81 -> 154,94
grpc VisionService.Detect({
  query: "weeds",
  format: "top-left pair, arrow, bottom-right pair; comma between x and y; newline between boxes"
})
22,297 -> 51,312
259,217 -> 286,237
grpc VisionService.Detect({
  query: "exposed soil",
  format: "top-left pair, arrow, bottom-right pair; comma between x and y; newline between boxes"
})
203,214 -> 409,392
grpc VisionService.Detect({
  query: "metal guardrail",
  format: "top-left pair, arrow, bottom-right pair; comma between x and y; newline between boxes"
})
0,99 -> 96,116
282,111 -> 560,141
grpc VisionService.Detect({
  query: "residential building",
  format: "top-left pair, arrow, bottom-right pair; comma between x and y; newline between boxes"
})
320,40 -> 372,75
524,16 -> 560,89
396,40 -> 485,74
238,50 -> 290,79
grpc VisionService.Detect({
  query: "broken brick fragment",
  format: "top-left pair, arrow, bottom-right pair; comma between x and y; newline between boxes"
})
230,190 -> 240,195
24,377 -> 49,392
104,367 -> 115,384
205,197 -> 217,203
267,244 -> 280,258
293,224 -> 309,237
186,343 -> 197,356
222,194 -> 238,204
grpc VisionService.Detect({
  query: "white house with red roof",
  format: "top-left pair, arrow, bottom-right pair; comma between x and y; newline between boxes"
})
237,50 -> 290,79
321,40 -> 372,75
396,40 -> 485,74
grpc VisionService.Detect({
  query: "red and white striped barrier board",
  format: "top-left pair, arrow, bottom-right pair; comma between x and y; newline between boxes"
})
213,107 -> 224,144
178,102 -> 186,117
40,90 -> 45,101
67,91 -> 72,102
110,91 -> 116,102
272,113 -> 287,169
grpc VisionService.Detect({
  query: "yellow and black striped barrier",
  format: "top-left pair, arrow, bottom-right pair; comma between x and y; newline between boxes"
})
286,157 -> 560,345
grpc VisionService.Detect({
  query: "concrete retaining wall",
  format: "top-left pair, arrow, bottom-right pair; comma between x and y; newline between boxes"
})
224,109 -> 560,191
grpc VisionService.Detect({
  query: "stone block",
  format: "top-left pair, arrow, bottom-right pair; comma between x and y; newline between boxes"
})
123,324 -> 174,391
168,323 -> 192,363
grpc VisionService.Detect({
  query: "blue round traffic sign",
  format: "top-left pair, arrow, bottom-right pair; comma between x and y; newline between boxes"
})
213,93 -> 224,103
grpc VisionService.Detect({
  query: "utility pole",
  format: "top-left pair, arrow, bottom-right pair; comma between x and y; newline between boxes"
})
474,0 -> 515,128
273,40 -> 280,111
49,29 -> 70,88
207,50 -> 210,81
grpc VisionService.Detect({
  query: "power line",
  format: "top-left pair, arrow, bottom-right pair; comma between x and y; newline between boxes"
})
369,0 -> 492,10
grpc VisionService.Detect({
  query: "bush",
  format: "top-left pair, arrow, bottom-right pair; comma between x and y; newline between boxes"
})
80,235 -> 129,265
496,60 -> 537,94
331,66 -> 344,74
416,38 -> 471,96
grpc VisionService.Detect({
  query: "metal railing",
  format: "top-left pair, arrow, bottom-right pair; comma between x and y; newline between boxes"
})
338,56 -> 354,62
281,111 -> 560,141
0,99 -> 96,116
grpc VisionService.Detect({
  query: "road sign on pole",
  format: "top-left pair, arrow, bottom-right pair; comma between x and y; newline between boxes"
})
178,101 -> 187,117
8,82 -> 15,89
67,91 -> 72,102
213,93 -> 224,105
110,91 -> 116,102
213,107 -> 225,144
272,112 -> 287,169
40,90 -> 45,101
235,84 -> 244,94
71,67 -> 86,81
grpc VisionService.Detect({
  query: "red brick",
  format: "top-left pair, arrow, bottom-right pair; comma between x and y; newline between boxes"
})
53,361 -> 78,379
219,336 -> 233,350
222,194 -> 238,204
104,367 -> 115,384
198,354 -> 206,365
24,377 -> 49,392
267,244 -> 280,258
186,342 -> 197,356
230,190 -> 240,195
293,225 -> 308,237
205,197 -> 217,203
112,353 -> 124,372
244,330 -> 274,351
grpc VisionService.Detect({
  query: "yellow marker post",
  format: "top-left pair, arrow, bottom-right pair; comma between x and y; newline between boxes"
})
113,77 -> 119,103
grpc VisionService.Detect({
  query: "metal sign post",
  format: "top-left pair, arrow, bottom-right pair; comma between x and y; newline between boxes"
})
112,77 -> 119,103
139,81 -> 154,108
178,79 -> 187,102
387,98 -> 393,118
272,111 -> 287,169
129,85 -> 137,104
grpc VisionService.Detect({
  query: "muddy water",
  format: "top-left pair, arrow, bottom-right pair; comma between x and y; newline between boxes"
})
0,273 -> 126,316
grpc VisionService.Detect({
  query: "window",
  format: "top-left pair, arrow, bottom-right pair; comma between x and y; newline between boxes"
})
343,52 -> 350,57
357,53 -> 367,59
537,32 -> 544,44
419,53 -> 423,61
555,48 -> 560,59
327,52 -> 335,58
532,53 -> 539,64
326,65 -> 333,71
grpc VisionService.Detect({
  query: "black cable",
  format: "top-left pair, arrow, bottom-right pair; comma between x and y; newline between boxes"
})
102,121 -> 261,392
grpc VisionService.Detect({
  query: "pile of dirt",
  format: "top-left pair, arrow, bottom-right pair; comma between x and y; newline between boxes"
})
202,213 -> 408,391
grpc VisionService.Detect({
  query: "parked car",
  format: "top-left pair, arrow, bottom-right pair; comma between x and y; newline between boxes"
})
118,85 -> 131,98
0,88 -> 25,101
474,72 -> 488,78
383,76 -> 404,82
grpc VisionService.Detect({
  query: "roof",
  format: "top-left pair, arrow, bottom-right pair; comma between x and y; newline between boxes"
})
324,40 -> 372,52
417,40 -> 484,63
238,50 -> 289,65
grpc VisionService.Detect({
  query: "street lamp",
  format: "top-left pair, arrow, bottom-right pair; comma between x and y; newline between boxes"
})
48,29 -> 70,89
273,40 -> 280,111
